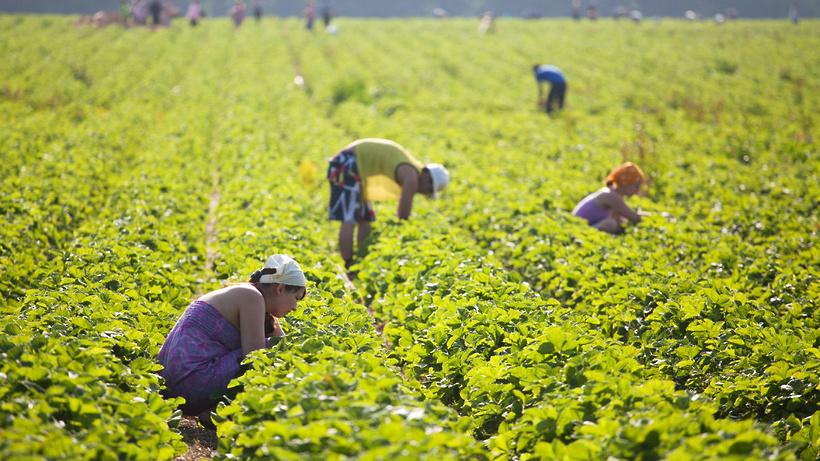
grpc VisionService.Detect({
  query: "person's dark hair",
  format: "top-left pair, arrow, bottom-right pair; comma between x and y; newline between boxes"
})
249,268 -> 307,300
248,267 -> 272,283
533,64 -> 540,72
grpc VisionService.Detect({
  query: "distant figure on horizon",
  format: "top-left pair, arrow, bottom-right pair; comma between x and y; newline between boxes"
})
252,0 -> 262,21
573,162 -> 649,234
148,0 -> 162,26
304,0 -> 316,30
327,139 -> 449,273
478,11 -> 495,34
533,64 -> 567,114
321,0 -> 334,27
587,4 -> 599,20
131,0 -> 148,25
186,0 -> 201,26
119,0 -> 131,25
160,0 -> 177,26
230,0 -> 246,27
81,9 -> 124,27
571,0 -> 582,20
432,7 -> 447,18
789,5 -> 799,24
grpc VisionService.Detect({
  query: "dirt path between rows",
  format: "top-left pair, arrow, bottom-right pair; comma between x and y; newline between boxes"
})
175,417 -> 217,460
204,170 -> 221,275
174,169 -> 222,460
174,27 -> 361,458
281,24 -> 384,338
280,24 -> 309,91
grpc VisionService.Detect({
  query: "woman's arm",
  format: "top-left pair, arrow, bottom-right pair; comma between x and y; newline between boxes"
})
395,164 -> 419,219
601,191 -> 642,224
238,290 -> 268,354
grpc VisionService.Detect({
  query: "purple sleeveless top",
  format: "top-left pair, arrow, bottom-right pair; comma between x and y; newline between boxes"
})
572,189 -> 611,225
157,300 -> 245,414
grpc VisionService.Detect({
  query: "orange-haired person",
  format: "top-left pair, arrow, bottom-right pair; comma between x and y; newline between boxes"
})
572,162 -> 648,234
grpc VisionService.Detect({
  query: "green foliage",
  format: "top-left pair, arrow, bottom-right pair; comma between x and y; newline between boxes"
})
330,78 -> 371,107
0,15 -> 817,460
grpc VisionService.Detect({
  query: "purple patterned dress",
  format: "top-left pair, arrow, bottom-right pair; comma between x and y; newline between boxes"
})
157,300 -> 246,415
572,189 -> 612,226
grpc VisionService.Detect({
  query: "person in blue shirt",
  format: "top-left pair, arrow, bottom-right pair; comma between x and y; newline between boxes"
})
533,64 -> 567,114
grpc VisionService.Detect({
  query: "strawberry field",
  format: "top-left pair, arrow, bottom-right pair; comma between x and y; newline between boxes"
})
1,15 -> 818,460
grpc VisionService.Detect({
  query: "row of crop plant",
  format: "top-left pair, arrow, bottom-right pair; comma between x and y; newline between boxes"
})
153,39 -> 490,458
1,18 -> 235,458
354,213 -> 811,459
283,20 -> 817,457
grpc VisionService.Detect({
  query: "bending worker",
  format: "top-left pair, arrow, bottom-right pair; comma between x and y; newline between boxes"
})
533,64 -> 567,114
327,138 -> 449,269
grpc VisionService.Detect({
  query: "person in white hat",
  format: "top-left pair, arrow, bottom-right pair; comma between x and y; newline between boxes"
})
327,138 -> 449,270
157,254 -> 306,428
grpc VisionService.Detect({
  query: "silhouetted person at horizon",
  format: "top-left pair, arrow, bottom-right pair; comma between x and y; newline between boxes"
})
571,0 -> 581,20
478,11 -> 495,34
321,0 -> 334,27
230,0 -> 245,27
304,0 -> 316,30
252,0 -> 262,22
186,0 -> 201,26
148,0 -> 161,26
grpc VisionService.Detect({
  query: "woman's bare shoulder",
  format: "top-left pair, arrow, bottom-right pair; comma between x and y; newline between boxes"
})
201,284 -> 263,308
595,187 -> 622,203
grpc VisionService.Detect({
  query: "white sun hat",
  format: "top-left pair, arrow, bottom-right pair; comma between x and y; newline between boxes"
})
259,255 -> 306,287
425,163 -> 450,199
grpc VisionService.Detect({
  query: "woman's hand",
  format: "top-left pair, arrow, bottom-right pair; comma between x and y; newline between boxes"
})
271,316 -> 285,337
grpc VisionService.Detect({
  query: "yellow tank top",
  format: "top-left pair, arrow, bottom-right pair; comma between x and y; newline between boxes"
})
352,139 -> 423,201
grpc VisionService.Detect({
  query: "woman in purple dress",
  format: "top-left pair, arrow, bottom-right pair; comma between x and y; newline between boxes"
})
157,255 -> 307,428
572,162 -> 648,234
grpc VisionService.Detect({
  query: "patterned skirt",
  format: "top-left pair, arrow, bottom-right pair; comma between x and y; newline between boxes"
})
327,148 -> 376,223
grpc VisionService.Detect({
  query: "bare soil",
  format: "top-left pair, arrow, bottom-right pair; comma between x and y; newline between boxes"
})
175,416 -> 217,461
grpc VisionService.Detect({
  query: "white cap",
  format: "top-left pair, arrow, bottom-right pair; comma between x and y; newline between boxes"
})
425,163 -> 449,199
258,255 -> 306,287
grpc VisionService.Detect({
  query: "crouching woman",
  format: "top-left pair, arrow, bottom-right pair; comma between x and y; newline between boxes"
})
572,162 -> 647,234
157,254 -> 307,426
